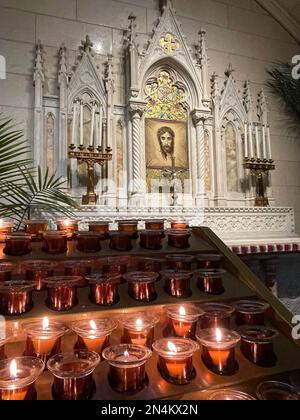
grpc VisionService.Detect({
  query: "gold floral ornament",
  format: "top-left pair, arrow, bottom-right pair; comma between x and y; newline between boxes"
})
159,33 -> 180,56
145,70 -> 187,121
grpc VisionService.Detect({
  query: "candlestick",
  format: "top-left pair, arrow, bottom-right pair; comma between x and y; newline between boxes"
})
255,123 -> 260,158
0,220 -> 13,243
44,277 -> 82,312
22,260 -> 55,291
56,219 -> 78,240
166,254 -> 194,271
208,390 -> 256,400
199,302 -> 234,330
90,101 -> 96,146
24,317 -> 68,364
71,99 -> 78,146
197,328 -> 240,376
161,270 -> 193,298
262,124 -> 267,159
98,105 -> 103,148
121,313 -> 160,348
165,304 -> 202,340
0,357 -> 44,400
0,263 -> 14,282
125,272 -> 158,302
233,300 -> 270,326
244,123 -> 248,157
77,232 -> 103,253
196,253 -> 223,269
63,260 -> 93,287
145,219 -> 165,231
80,101 -> 84,146
256,381 -> 300,401
267,125 -> 272,159
89,221 -> 110,238
87,274 -> 121,306
153,338 -> 199,385
109,232 -> 133,252
139,230 -> 163,250
249,123 -> 254,157
103,344 -> 152,393
24,220 -> 48,241
195,269 -> 226,295
3,233 -> 32,256
47,351 -> 100,400
0,281 -> 35,316
42,231 -> 68,254
72,319 -> 117,355
167,229 -> 191,249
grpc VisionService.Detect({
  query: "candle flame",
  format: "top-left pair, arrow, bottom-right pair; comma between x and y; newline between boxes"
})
216,328 -> 222,343
42,317 -> 49,329
179,306 -> 186,316
10,360 -> 17,379
124,350 -> 130,358
63,220 -> 71,227
89,320 -> 97,331
136,318 -> 143,327
167,341 -> 177,353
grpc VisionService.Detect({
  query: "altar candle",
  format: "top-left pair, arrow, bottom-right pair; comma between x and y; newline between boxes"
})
71,100 -> 78,145
267,125 -> 272,159
255,123 -> 260,158
98,105 -> 103,148
244,123 -> 248,157
262,124 -> 267,159
80,100 -> 84,146
89,102 -> 95,147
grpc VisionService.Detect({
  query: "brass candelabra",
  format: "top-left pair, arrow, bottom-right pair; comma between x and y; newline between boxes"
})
243,158 -> 275,207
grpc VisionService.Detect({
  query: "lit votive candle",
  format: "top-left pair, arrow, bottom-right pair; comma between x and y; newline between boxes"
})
3,233 -> 32,256
208,390 -> 256,400
121,313 -> 160,348
22,260 -> 55,291
56,219 -> 78,240
0,220 -> 13,243
233,300 -> 270,326
76,232 -> 102,253
89,221 -> 110,238
24,220 -> 48,241
100,256 -> 129,284
63,260 -> 92,287
153,338 -> 199,385
24,317 -> 68,364
0,281 -> 35,316
171,219 -> 189,230
118,220 -> 139,238
0,357 -> 44,400
200,302 -> 235,330
145,219 -> 165,231
87,274 -> 121,306
167,229 -> 191,249
102,344 -> 152,393
125,272 -> 158,303
42,231 -> 68,254
195,269 -> 226,295
196,253 -> 223,269
47,350 -> 100,400
256,381 -> 300,401
0,263 -> 14,282
161,270 -> 193,298
197,328 -> 241,376
166,254 -> 194,271
109,231 -> 133,252
240,326 -> 279,367
165,305 -> 202,340
139,230 -> 164,250
72,319 -> 117,355
44,276 -> 82,312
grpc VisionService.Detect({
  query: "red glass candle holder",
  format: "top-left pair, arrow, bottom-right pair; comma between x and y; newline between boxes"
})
139,230 -> 164,250
196,253 -> 223,269
171,219 -> 189,230
102,344 -> 152,393
161,270 -> 193,298
23,318 -> 68,364
89,221 -> 110,238
63,260 -> 92,287
166,254 -> 194,271
72,319 -> 117,355
56,219 -> 78,240
4,233 -> 32,256
0,263 -> 14,282
145,220 -> 165,231
167,229 -> 191,249
121,313 -> 160,348
239,326 -> 279,367
47,351 -> 100,400
125,272 -> 158,302
42,231 -> 68,254
195,269 -> 226,295
233,300 -> 270,326
197,328 -> 240,376
135,257 -> 163,275
200,302 -> 235,330
44,277 -> 82,312
0,220 -> 13,243
153,338 -> 199,385
87,274 -> 121,306
22,260 -> 55,291
208,390 -> 256,400
77,232 -> 102,253
24,220 -> 48,241
109,232 -> 133,252
256,381 -> 300,401
0,357 -> 44,400
118,220 -> 139,238
100,256 -> 129,284
0,281 -> 35,316
165,304 -> 202,340
0,329 -> 13,361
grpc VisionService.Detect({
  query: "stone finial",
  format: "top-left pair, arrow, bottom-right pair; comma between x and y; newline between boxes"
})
257,89 -> 268,121
211,72 -> 219,99
225,63 -> 235,78
196,28 -> 208,66
128,14 -> 137,45
58,44 -> 69,86
80,35 -> 94,54
243,80 -> 253,115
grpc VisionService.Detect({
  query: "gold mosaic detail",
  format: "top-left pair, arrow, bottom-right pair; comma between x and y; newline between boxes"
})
159,33 -> 180,56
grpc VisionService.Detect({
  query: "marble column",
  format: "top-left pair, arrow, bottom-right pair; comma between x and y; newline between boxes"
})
192,111 -> 209,206
129,103 -> 146,197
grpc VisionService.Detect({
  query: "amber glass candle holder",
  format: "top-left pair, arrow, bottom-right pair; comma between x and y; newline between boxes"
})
161,270 -> 193,298
153,338 -> 199,385
196,254 -> 223,269
171,219 -> 189,230
208,390 -> 256,400
166,254 -> 194,271
233,300 -> 270,326
72,319 -> 117,355
42,231 -> 68,254
103,344 -> 152,393
197,328 -> 240,376
109,232 -> 133,252
121,313 -> 160,348
195,269 -> 226,295
0,357 -> 44,401
125,272 -> 158,303
0,220 -> 13,243
63,260 -> 92,287
47,350 -> 100,400
239,326 -> 279,367
200,302 -> 235,330
44,277 -> 82,312
24,220 -> 48,241
23,318 -> 68,364
89,221 -> 110,238
56,219 -> 78,240
0,330 -> 13,361
139,230 -> 164,250
118,220 -> 139,238
0,263 -> 14,282
87,274 -> 121,306
4,233 -> 32,256
165,304 -> 202,340
100,256 -> 129,284
145,219 -> 165,231
135,257 -> 163,275
0,281 -> 35,316
256,381 -> 300,401
77,232 -> 102,253
167,229 -> 191,249
22,260 -> 55,291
